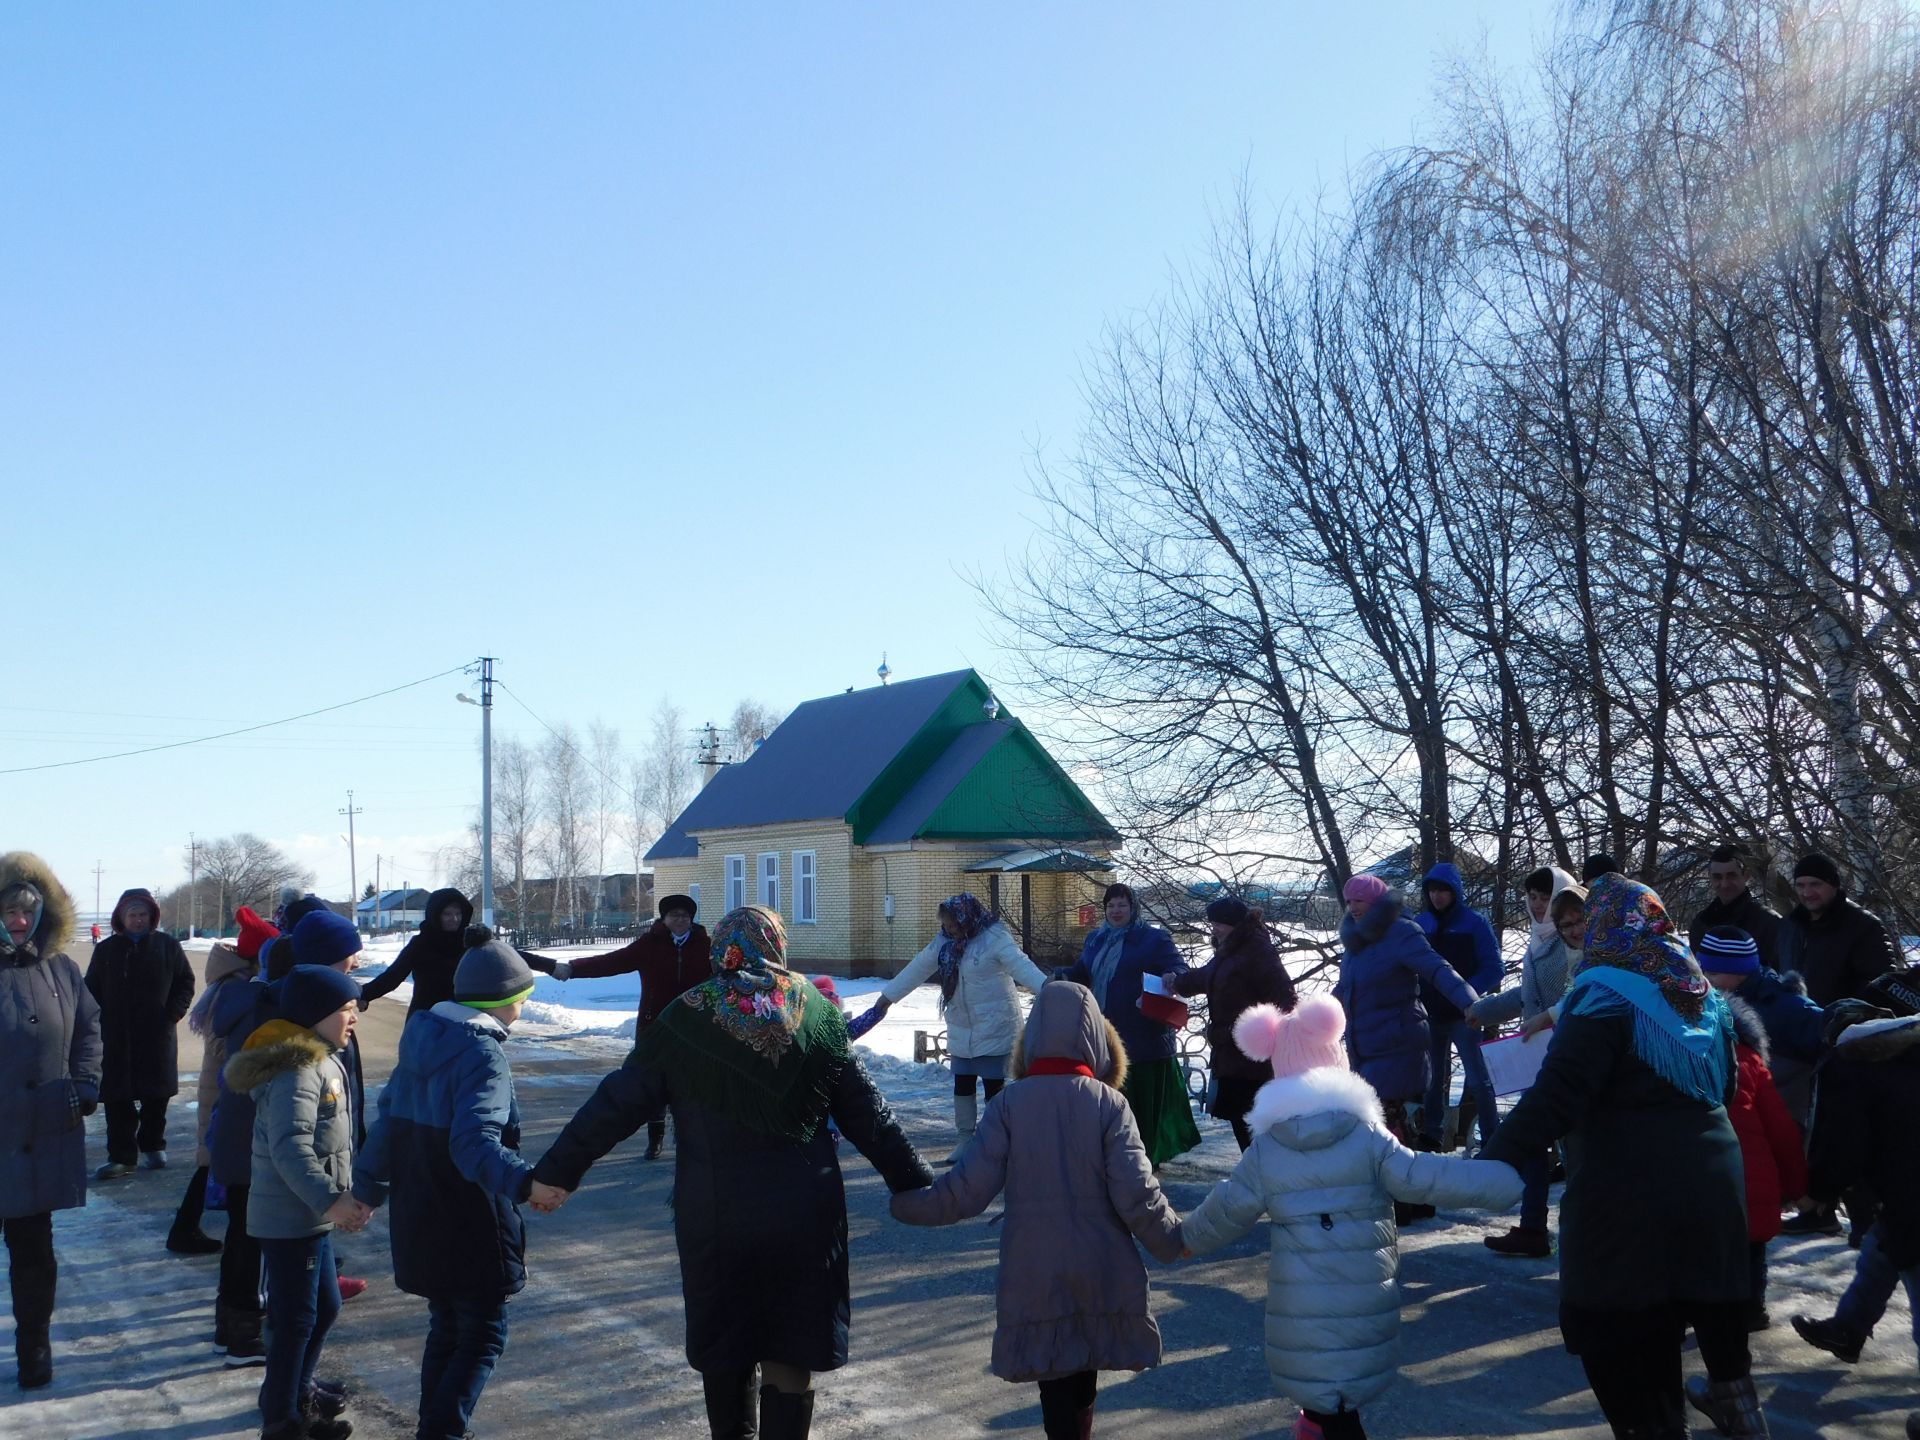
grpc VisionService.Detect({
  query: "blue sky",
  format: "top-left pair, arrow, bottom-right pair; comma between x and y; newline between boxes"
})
3,3 -> 1547,918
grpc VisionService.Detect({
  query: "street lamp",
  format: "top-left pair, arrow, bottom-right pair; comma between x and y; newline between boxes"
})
458,656 -> 496,927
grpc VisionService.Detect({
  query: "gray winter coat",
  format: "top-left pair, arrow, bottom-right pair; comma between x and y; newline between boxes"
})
891,982 -> 1183,1382
1179,1066 -> 1523,1413
226,1026 -> 355,1240
881,922 -> 1049,1061
0,853 -> 103,1220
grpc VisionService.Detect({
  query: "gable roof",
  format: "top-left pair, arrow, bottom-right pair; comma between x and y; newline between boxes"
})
645,669 -> 1115,860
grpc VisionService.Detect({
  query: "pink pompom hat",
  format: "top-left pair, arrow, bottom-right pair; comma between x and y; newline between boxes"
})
1233,994 -> 1349,1078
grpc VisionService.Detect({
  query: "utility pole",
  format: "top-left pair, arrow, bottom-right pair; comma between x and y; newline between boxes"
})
374,855 -> 383,933
188,833 -> 199,938
339,791 -> 363,921
457,658 -> 498,928
92,860 -> 103,927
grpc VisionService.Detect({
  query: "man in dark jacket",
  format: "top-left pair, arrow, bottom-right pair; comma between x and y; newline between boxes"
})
1788,1003 -> 1920,1388
1414,863 -> 1503,1151
1689,847 -> 1784,973
552,894 -> 711,1159
1778,853 -> 1898,1008
85,888 -> 195,1178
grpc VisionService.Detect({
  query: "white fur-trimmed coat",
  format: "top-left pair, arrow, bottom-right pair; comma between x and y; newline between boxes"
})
1178,1066 -> 1523,1413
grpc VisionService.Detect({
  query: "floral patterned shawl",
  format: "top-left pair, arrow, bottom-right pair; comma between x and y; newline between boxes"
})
630,905 -> 849,1142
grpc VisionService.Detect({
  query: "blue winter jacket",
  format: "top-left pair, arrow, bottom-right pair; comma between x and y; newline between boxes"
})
1061,923 -> 1187,1064
207,978 -> 277,1189
353,1001 -> 535,1302
1335,902 -> 1478,1104
1414,863 -> 1503,1025
1734,968 -> 1826,1066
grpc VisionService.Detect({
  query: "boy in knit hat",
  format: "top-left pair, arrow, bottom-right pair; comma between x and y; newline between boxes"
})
352,929 -> 569,1440
224,965 -> 368,1440
1179,995 -> 1524,1440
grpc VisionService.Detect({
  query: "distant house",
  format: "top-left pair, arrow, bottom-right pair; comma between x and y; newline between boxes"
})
355,888 -> 432,933
646,669 -> 1119,975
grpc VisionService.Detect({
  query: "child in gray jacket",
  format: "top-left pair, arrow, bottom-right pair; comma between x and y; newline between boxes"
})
225,965 -> 370,1440
1180,996 -> 1523,1440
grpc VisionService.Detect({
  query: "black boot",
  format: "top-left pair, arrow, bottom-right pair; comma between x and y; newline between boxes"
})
223,1306 -> 267,1368
702,1368 -> 758,1439
11,1241 -> 55,1390
758,1384 -> 815,1440
15,1332 -> 51,1391
168,1166 -> 223,1254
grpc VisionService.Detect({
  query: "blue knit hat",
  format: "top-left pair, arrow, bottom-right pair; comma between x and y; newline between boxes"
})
1697,925 -> 1761,977
291,909 -> 362,968
272,965 -> 361,1030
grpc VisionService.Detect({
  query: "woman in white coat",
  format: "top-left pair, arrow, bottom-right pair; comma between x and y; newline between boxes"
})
865,894 -> 1048,1159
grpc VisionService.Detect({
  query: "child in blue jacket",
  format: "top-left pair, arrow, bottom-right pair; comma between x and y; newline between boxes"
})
352,932 -> 567,1440
1414,862 -> 1504,1150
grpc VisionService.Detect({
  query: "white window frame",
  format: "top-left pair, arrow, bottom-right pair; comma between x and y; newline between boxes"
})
759,852 -> 780,911
724,855 -> 746,911
688,883 -> 701,914
793,850 -> 818,925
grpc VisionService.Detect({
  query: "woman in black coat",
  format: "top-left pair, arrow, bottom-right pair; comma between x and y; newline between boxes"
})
1165,896 -> 1297,1149
1483,874 -> 1758,1439
85,888 -> 195,1178
357,887 -> 559,1016
535,906 -> 932,1440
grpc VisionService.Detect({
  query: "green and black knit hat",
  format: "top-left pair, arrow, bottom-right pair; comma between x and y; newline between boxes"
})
454,930 -> 537,1010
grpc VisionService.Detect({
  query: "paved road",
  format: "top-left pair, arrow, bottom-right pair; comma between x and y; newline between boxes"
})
2,945 -> 1912,1437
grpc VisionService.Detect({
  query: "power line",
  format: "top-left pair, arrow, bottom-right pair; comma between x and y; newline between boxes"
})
495,680 -> 642,807
0,663 -> 475,776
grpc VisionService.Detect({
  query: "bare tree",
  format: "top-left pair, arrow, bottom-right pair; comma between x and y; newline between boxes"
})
493,735 -> 539,931
181,834 -> 314,927
588,719 -> 623,920
540,724 -> 590,928
728,700 -> 785,752
639,699 -> 696,832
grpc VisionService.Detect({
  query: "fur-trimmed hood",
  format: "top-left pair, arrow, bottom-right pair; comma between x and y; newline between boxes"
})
222,1022 -> 337,1096
1011,981 -> 1129,1090
1244,1065 -> 1384,1149
1727,994 -> 1770,1064
0,850 -> 77,959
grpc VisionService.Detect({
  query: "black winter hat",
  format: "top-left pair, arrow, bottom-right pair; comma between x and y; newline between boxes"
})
282,893 -> 333,930
658,893 -> 697,919
1581,854 -> 1621,882
273,965 -> 361,1030
1205,896 -> 1252,927
1793,853 -> 1843,888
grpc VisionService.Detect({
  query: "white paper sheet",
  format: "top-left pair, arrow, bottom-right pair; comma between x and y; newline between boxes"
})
1481,1031 -> 1550,1096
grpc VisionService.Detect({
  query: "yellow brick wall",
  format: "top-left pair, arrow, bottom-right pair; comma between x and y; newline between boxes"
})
678,822 -> 856,967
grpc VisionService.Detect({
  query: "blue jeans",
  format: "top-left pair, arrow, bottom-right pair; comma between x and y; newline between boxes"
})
1422,1019 -> 1499,1148
1834,1222 -> 1920,1347
259,1232 -> 341,1426
419,1296 -> 510,1440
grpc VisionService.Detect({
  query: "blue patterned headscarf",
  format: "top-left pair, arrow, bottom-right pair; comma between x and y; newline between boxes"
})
1565,874 -> 1728,1105
936,893 -> 997,1004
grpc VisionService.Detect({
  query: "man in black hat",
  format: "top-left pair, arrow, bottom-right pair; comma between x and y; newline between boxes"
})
552,895 -> 710,1158
1778,853 -> 1899,1008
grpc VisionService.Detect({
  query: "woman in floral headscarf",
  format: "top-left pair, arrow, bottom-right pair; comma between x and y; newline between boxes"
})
1482,874 -> 1760,1440
861,893 -> 1049,1161
534,907 -> 933,1440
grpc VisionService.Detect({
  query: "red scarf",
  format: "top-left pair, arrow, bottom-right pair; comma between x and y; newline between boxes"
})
1025,1058 -> 1096,1079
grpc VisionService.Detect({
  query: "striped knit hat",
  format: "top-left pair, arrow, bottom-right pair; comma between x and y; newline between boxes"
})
1696,925 -> 1761,977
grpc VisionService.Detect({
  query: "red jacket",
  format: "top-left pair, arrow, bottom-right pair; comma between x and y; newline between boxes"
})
566,921 -> 712,1028
1730,1042 -> 1808,1243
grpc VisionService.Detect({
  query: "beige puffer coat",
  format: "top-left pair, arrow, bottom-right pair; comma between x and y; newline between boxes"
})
891,982 -> 1183,1381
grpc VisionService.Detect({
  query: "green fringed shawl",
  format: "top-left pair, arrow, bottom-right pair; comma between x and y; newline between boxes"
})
633,975 -> 851,1143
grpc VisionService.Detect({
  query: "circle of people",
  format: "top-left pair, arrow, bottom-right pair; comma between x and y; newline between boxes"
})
0,845 -> 1914,1440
